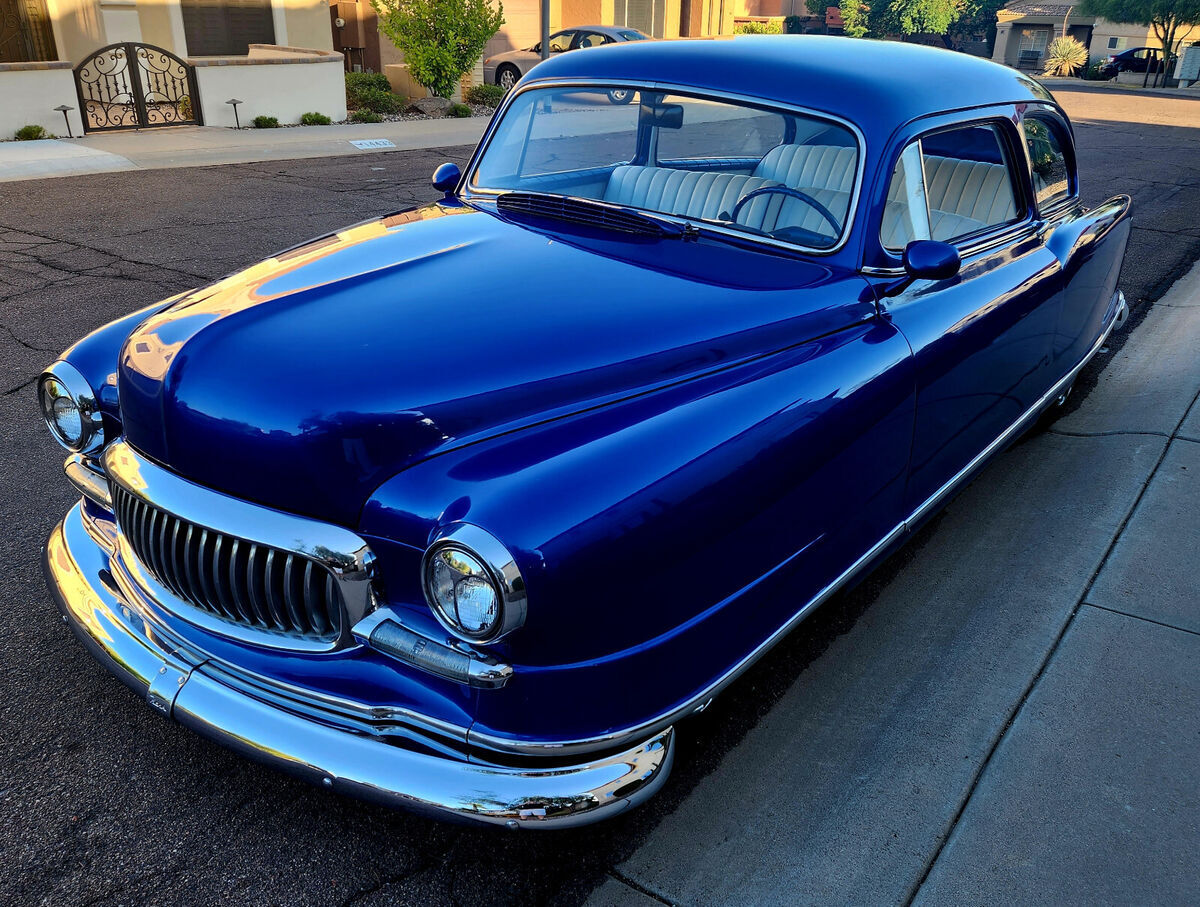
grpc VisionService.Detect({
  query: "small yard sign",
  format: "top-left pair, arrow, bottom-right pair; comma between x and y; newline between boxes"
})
350,139 -> 396,149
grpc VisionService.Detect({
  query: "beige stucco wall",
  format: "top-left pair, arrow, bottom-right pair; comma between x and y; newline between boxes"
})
135,0 -> 180,53
283,0 -> 335,51
192,51 -> 345,124
44,0 -> 105,62
0,65 -> 86,135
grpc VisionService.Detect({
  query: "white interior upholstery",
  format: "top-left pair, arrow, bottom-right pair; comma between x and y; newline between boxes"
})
883,155 -> 1017,249
603,144 -> 857,240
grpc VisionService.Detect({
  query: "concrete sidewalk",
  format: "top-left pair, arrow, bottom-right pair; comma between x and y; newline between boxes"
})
593,261 -> 1200,907
0,119 -> 487,183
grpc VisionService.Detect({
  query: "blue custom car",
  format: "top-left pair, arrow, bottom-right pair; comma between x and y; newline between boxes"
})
39,37 -> 1131,828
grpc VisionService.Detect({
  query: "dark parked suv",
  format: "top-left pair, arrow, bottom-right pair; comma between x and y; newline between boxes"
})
1099,46 -> 1162,78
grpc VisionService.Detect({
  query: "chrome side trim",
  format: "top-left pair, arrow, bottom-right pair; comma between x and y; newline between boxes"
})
461,78 -> 867,258
45,504 -> 673,829
103,441 -> 375,651
469,301 -> 1124,757
65,454 -> 112,510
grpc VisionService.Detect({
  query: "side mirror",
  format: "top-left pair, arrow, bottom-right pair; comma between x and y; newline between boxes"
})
903,240 -> 961,280
881,240 -> 960,298
432,162 -> 461,195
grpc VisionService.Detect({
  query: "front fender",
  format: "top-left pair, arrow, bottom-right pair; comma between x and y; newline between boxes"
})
360,317 -> 914,746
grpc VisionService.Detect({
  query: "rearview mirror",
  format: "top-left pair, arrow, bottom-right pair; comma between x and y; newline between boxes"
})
903,240 -> 961,281
432,162 -> 461,195
639,102 -> 684,130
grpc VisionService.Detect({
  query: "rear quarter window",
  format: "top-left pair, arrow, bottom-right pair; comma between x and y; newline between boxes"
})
1024,115 -> 1075,210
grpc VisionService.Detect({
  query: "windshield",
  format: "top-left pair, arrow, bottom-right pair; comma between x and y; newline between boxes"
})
469,86 -> 860,251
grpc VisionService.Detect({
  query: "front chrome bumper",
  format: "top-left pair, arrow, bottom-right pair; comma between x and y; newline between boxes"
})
44,502 -> 674,828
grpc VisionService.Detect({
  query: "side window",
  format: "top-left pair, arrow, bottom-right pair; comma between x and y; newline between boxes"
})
548,31 -> 574,52
576,32 -> 609,48
1024,115 -> 1073,210
882,123 -> 1021,251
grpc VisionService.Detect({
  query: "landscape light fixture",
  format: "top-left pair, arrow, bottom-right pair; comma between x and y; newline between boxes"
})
54,104 -> 74,138
226,98 -> 243,129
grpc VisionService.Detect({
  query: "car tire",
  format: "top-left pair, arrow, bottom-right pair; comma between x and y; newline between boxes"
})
497,65 -> 520,92
607,88 -> 634,105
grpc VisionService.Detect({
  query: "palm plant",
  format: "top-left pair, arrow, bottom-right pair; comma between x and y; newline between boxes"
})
1042,37 -> 1089,77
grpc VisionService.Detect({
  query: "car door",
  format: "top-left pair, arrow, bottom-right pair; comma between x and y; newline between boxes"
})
867,112 -> 1062,519
1022,109 -> 1131,381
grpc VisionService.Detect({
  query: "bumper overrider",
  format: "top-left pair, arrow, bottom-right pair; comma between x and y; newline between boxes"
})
44,497 -> 673,829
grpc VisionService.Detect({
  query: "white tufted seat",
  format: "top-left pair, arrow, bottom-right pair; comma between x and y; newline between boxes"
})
883,155 -> 1017,249
603,166 -> 781,226
603,144 -> 858,241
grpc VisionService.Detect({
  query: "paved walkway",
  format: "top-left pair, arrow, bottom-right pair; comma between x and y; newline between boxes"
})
0,119 -> 487,182
593,260 -> 1200,906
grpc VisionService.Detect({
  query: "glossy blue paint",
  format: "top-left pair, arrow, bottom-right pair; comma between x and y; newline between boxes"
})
42,38 -> 1132,782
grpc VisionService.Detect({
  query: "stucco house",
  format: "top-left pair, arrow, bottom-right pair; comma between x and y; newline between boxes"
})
992,1 -> 1160,72
1,0 -> 345,138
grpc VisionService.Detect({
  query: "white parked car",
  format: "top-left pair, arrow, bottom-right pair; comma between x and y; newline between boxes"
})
483,25 -> 650,93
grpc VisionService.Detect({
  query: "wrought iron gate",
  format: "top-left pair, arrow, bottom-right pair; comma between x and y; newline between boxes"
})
74,43 -> 203,132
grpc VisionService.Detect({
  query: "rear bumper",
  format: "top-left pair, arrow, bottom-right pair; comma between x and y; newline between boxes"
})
43,502 -> 673,828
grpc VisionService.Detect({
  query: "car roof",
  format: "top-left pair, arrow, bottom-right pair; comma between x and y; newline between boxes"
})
525,35 -> 1057,128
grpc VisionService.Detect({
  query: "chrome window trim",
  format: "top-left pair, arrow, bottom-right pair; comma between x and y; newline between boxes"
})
103,440 -> 376,652
460,78 -> 867,257
469,300 -> 1124,757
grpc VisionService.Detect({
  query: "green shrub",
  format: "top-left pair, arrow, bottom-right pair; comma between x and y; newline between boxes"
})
734,18 -> 783,34
355,87 -> 403,114
447,102 -> 472,118
374,0 -> 504,99
1083,59 -> 1108,80
463,83 -> 506,106
252,115 -> 280,128
14,124 -> 51,141
299,111 -> 332,126
783,14 -> 804,33
345,71 -> 392,107
350,108 -> 383,123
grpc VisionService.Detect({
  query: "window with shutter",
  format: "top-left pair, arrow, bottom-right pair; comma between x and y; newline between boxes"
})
181,0 -> 275,56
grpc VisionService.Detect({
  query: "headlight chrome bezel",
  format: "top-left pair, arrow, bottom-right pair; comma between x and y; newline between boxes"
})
421,523 -> 527,644
38,360 -> 105,454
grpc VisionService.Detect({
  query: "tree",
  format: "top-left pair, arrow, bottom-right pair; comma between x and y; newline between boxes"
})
840,0 -> 872,36
1079,0 -> 1200,82
873,0 -> 963,35
373,0 -> 504,98
947,0 -> 1007,52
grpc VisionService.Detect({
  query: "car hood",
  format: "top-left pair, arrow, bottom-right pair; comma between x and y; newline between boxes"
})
117,201 -> 871,527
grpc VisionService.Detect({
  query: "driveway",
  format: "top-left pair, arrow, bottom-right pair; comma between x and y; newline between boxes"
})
1,88 -> 1198,906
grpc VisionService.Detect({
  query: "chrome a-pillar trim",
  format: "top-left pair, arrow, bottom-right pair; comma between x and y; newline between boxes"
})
45,503 -> 673,828
103,440 -> 376,650
468,300 -> 1126,758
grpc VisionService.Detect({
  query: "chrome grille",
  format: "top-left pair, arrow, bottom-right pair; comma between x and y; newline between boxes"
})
111,484 -> 344,642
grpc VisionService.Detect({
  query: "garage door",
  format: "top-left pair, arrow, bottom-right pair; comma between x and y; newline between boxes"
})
181,0 -> 275,56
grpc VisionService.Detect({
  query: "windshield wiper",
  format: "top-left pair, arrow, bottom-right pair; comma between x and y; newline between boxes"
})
494,191 -> 688,239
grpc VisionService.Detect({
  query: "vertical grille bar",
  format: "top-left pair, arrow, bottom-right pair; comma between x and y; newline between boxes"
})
111,486 -> 348,643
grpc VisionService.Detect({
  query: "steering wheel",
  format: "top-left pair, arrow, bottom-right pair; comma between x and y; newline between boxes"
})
731,186 -> 842,236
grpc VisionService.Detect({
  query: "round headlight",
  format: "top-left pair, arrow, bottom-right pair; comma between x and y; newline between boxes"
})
422,524 -> 526,643
38,361 -> 104,453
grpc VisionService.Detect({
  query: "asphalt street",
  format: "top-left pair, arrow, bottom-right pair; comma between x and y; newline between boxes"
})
2,88 -> 1199,906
